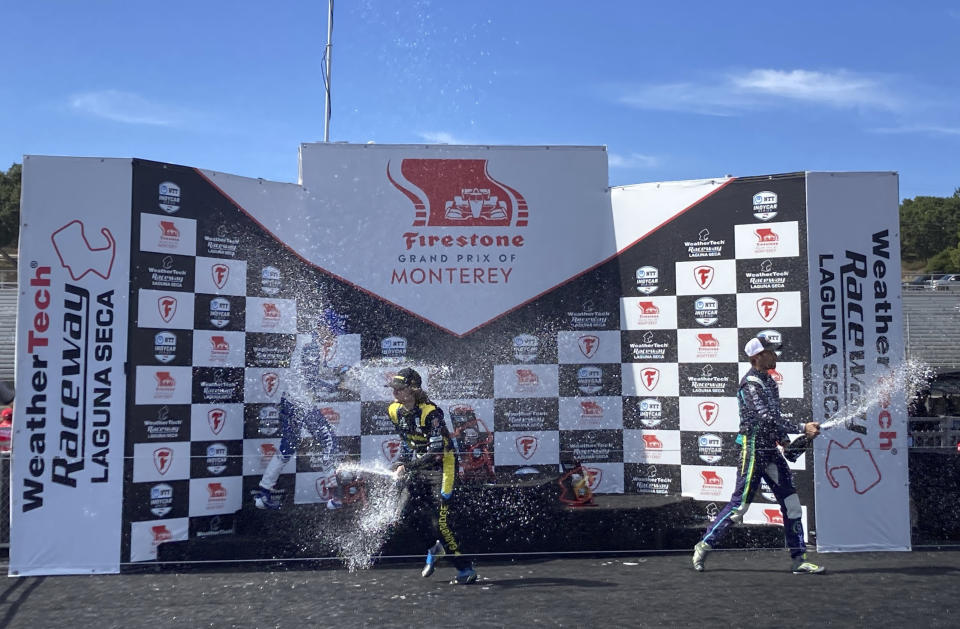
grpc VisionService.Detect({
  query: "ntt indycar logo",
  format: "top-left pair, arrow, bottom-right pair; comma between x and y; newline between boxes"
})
752,191 -> 778,221
159,181 -> 181,213
635,266 -> 659,295
381,336 -> 407,358
513,334 -> 539,362
694,297 -> 719,326
637,398 -> 663,428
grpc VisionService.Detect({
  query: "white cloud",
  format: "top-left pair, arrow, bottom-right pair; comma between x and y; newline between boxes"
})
731,69 -> 896,109
70,90 -> 184,126
418,131 -> 480,145
869,124 -> 960,137
608,152 -> 659,169
617,68 -> 902,115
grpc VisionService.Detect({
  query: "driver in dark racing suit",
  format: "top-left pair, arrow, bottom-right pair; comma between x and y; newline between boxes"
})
692,333 -> 824,574
387,367 -> 478,585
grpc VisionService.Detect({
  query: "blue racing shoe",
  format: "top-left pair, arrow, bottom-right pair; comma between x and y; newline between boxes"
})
253,486 -> 281,510
451,567 -> 478,585
421,540 -> 445,578
326,498 -> 343,510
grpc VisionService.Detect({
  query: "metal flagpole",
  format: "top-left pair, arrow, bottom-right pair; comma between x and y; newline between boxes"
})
323,0 -> 334,142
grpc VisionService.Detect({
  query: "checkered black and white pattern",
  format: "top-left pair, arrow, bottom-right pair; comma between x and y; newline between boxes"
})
124,162 -> 815,562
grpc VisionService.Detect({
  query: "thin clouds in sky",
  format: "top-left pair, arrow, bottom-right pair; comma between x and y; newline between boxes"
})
617,68 -> 902,115
70,90 -> 185,126
418,131 -> 484,145
608,152 -> 659,169
869,124 -> 960,137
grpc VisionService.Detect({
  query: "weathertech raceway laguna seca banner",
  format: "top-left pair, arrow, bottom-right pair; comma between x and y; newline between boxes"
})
11,146 -> 907,575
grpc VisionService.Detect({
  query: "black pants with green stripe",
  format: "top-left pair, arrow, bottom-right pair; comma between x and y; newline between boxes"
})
700,433 -> 807,559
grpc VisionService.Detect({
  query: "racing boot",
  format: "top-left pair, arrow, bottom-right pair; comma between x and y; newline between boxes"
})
421,540 -> 445,578
791,554 -> 825,574
451,566 -> 478,585
692,541 -> 711,572
253,486 -> 281,510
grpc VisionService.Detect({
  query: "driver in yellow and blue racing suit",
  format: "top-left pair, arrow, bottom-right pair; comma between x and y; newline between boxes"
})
387,367 -> 478,585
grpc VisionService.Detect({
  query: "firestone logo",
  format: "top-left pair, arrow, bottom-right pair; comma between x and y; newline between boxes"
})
387,158 -> 528,228
694,265 -> 714,289
580,401 -> 603,418
158,220 -> 180,248
516,369 -> 539,387
700,470 -> 724,495
756,297 -> 779,322
698,401 -> 719,427
635,301 -> 660,327
158,296 -> 178,323
696,333 -> 720,358
516,435 -> 538,460
578,335 -> 599,358
155,371 -> 176,398
640,367 -> 660,391
212,263 -> 230,289
382,439 -> 402,463
154,447 -> 173,474
208,408 -> 226,435
262,372 -> 280,397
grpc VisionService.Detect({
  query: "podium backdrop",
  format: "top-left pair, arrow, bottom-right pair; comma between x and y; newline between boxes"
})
11,145 -> 906,575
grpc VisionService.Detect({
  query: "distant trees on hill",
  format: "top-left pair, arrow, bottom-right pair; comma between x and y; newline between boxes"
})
0,163 -> 21,268
900,189 -> 960,272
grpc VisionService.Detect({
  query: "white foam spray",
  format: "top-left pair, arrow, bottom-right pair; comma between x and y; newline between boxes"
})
817,358 -> 934,431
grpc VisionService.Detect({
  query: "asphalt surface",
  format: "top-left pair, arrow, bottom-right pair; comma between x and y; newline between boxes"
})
1,549 -> 958,628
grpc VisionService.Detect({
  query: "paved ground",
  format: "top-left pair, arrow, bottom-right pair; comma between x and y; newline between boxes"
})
1,549 -> 957,628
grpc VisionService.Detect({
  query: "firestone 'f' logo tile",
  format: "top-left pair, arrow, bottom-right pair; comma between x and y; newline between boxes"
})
516,435 -> 538,460
578,335 -> 599,358
386,158 -> 528,227
315,476 -> 336,499
382,440 -> 402,463
584,467 -> 602,491
158,296 -> 178,323
212,263 -> 230,289
154,447 -> 173,475
641,367 -> 660,391
694,265 -> 714,289
698,401 -> 719,426
262,372 -> 279,397
208,408 -> 226,435
757,297 -> 779,322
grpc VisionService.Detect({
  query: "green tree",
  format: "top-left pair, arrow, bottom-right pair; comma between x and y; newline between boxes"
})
0,162 -> 21,267
899,189 -> 960,265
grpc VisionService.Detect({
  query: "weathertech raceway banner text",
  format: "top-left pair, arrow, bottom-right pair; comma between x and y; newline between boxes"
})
11,157 -> 130,575
805,172 -> 909,551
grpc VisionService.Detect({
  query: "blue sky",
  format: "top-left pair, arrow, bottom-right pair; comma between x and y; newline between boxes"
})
2,1 -> 958,200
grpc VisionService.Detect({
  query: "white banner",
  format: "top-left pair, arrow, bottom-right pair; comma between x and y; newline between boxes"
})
805,171 -> 910,551
11,157 -> 131,575
207,144 -> 613,336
